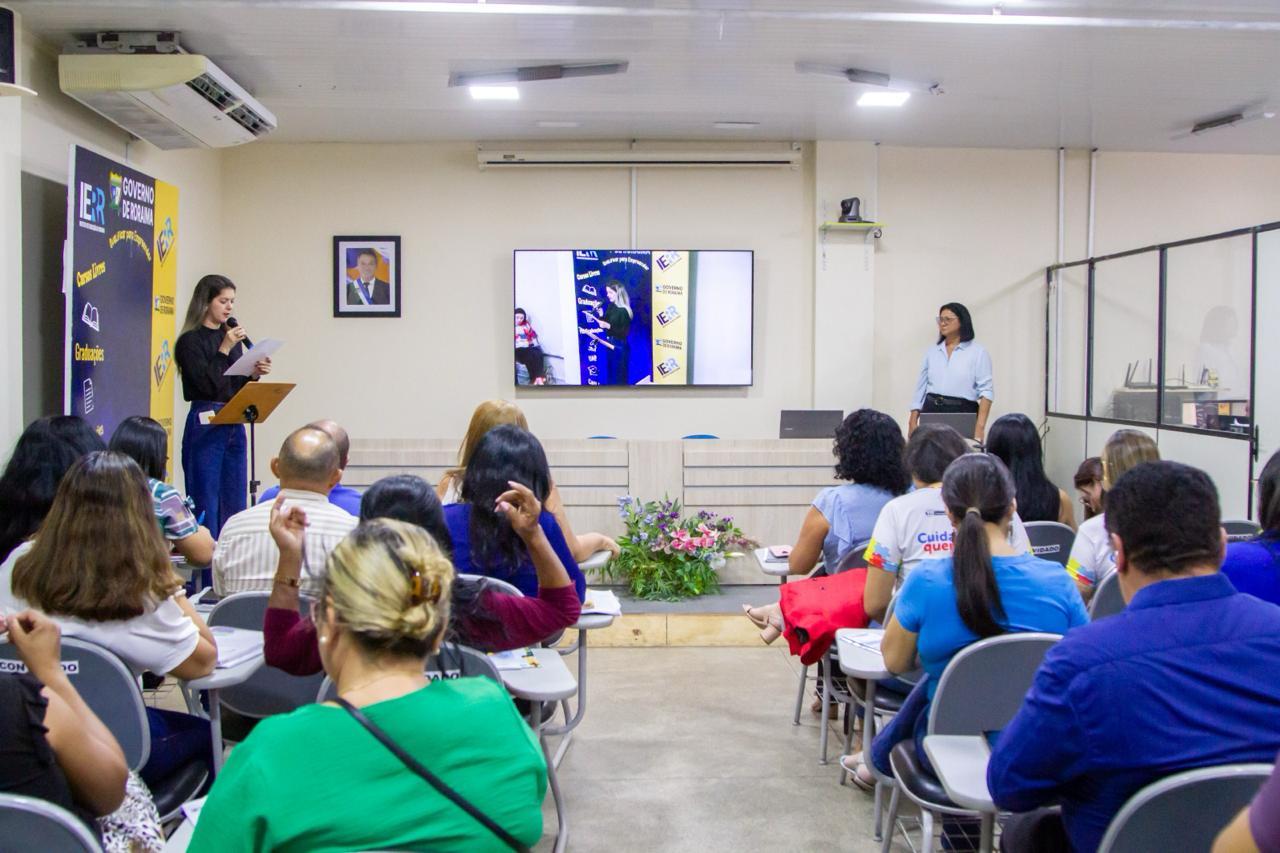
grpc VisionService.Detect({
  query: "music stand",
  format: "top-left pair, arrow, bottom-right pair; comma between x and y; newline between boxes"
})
210,382 -> 296,506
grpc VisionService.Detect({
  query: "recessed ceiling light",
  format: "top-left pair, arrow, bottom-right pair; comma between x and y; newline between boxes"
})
858,91 -> 911,107
538,120 -> 580,128
470,85 -> 520,101
714,121 -> 759,129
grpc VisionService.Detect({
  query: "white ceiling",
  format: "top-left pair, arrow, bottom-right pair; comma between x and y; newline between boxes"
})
12,0 -> 1280,153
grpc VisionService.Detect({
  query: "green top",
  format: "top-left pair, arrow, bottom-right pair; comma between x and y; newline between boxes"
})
188,677 -> 547,853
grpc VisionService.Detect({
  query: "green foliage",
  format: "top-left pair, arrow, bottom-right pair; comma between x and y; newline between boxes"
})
591,495 -> 756,601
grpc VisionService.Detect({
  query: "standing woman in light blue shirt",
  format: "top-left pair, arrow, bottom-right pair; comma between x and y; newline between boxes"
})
908,302 -> 994,442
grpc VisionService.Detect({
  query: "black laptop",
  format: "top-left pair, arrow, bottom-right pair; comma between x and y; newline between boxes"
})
779,410 -> 843,439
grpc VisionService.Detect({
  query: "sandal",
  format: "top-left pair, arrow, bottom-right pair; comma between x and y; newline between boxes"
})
839,752 -> 877,792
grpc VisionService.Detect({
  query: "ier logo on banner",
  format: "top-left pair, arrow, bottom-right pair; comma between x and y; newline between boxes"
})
77,181 -> 105,233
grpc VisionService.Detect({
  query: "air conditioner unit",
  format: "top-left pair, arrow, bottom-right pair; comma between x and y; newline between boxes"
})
59,53 -> 277,149
477,146 -> 801,169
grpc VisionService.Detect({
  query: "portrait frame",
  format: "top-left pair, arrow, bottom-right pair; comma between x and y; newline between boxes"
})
333,235 -> 401,318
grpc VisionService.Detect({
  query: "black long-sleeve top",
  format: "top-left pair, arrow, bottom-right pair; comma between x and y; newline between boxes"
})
175,325 -> 251,403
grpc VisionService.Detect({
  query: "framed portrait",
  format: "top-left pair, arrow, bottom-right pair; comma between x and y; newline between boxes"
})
333,236 -> 401,318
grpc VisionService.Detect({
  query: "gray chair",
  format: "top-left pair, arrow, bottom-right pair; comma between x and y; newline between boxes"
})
882,633 -> 1062,853
316,641 -> 502,702
790,540 -> 871,765
1097,763 -> 1273,853
0,794 -> 102,852
1224,519 -> 1263,542
0,638 -> 206,822
1023,521 -> 1076,566
207,591 -> 326,719
457,573 -> 523,598
1089,572 -> 1126,620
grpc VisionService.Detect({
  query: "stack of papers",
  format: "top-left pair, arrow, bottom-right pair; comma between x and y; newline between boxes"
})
211,626 -> 264,669
581,588 -> 623,616
839,630 -> 885,655
489,648 -> 540,671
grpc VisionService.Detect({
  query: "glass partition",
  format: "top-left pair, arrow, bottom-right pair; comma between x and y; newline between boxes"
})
1163,235 -> 1253,435
1047,265 -> 1089,416
1090,252 -> 1160,423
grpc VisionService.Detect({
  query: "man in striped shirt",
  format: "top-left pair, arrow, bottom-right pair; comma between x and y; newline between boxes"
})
213,426 -> 357,597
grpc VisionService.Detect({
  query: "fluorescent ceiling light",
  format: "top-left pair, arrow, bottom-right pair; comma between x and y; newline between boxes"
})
450,62 -> 628,88
1171,108 -> 1275,140
470,85 -> 519,100
714,121 -> 759,129
858,91 -> 911,107
538,120 -> 580,128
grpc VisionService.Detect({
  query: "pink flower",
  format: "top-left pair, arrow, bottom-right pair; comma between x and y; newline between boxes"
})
698,535 -> 715,548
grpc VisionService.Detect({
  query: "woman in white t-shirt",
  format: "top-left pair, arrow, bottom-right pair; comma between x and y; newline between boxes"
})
0,451 -> 217,788
863,424 -> 1032,622
1064,429 -> 1160,601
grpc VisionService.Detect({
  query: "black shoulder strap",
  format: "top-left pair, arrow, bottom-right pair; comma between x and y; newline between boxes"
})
335,697 -> 529,852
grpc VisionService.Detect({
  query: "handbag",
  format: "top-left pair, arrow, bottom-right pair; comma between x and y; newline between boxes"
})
335,697 -> 529,852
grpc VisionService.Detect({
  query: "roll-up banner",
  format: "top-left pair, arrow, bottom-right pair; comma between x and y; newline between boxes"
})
65,145 -> 178,469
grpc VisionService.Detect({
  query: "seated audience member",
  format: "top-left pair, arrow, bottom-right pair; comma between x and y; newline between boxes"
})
0,415 -> 105,562
258,419 -> 361,516
988,461 -> 1280,853
1073,456 -> 1104,521
109,415 -> 215,566
855,453 -> 1086,793
445,424 -> 585,599
0,609 -> 128,839
437,399 -> 620,561
263,475 -> 581,673
0,451 -> 218,789
985,413 -> 1076,529
1213,750 -> 1280,853
214,425 -> 357,596
862,424 -> 1034,623
188,518 -> 547,853
741,408 -> 910,642
1220,449 -> 1280,607
1064,430 -> 1159,600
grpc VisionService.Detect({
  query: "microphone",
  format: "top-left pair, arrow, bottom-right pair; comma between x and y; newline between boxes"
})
225,316 -> 252,348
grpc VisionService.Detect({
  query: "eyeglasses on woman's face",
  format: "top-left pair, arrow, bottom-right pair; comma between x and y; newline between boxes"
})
937,314 -> 958,326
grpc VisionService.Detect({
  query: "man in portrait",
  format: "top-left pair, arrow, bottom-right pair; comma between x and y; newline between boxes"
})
344,247 -> 391,305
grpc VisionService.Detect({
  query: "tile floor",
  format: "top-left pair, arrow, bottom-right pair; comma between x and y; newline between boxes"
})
535,645 -> 918,852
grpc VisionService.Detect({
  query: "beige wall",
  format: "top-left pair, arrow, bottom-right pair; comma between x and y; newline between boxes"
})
217,142 -> 815,463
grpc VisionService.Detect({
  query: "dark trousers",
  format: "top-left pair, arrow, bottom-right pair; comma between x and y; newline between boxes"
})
514,346 -> 546,382
181,402 -> 247,539
1000,808 -> 1070,853
921,393 -> 980,414
141,707 -> 211,788
608,338 -> 630,384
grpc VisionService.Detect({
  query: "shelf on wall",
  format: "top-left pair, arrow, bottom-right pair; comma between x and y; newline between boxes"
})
819,221 -> 884,232
0,82 -> 38,97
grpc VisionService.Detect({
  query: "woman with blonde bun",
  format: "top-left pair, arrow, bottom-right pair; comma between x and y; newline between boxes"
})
190,500 -> 547,852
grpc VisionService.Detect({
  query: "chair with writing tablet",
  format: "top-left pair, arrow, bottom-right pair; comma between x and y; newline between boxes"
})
1223,519 -> 1262,542
1089,572 -> 1126,621
0,794 -> 102,853
1097,764 -> 1272,853
0,638 -> 207,822
1022,521 -> 1075,567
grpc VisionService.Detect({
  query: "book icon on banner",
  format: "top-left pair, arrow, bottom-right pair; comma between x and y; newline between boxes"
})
153,340 -> 172,387
81,302 -> 100,331
82,378 -> 95,415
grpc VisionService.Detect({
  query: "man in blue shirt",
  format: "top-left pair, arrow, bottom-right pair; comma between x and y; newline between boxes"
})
988,461 -> 1280,852
259,419 -> 362,515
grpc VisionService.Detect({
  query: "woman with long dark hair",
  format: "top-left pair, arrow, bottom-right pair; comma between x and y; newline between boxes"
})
174,274 -> 272,537
858,453 -> 1087,799
109,415 -> 215,566
0,415 -> 104,563
1220,449 -> 1280,606
445,424 -> 585,599
908,302 -> 994,442
985,414 -> 1075,528
261,474 -> 581,673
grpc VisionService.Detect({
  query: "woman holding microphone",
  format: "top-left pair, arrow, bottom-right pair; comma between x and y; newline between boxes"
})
174,275 -> 270,537
591,280 -> 633,385
908,302 -> 994,443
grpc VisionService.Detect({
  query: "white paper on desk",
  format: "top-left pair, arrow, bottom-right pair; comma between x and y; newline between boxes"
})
839,630 -> 884,654
211,626 -> 263,668
489,648 -> 539,671
580,589 -> 622,616
181,796 -> 206,826
223,338 -> 284,377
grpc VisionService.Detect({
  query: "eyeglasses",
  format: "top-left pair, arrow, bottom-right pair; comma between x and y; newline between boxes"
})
936,316 -> 958,325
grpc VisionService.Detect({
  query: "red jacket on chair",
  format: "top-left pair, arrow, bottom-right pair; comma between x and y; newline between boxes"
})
778,568 -> 870,665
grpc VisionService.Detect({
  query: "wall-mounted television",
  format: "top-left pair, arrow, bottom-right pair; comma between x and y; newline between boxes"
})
513,249 -> 753,387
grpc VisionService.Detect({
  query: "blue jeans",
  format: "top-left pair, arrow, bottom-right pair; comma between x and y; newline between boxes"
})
181,402 -> 246,539
141,707 -> 211,788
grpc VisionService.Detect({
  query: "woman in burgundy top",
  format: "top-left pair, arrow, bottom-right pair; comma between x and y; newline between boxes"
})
262,474 -> 579,674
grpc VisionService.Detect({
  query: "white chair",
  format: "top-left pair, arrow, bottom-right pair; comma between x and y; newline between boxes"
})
1097,763 -> 1273,853
881,633 -> 1062,853
0,793 -> 102,852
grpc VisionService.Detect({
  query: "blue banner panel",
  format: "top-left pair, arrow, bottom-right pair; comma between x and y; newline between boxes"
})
570,250 -> 653,385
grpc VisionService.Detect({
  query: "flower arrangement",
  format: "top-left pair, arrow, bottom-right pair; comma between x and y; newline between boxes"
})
591,495 -> 756,600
